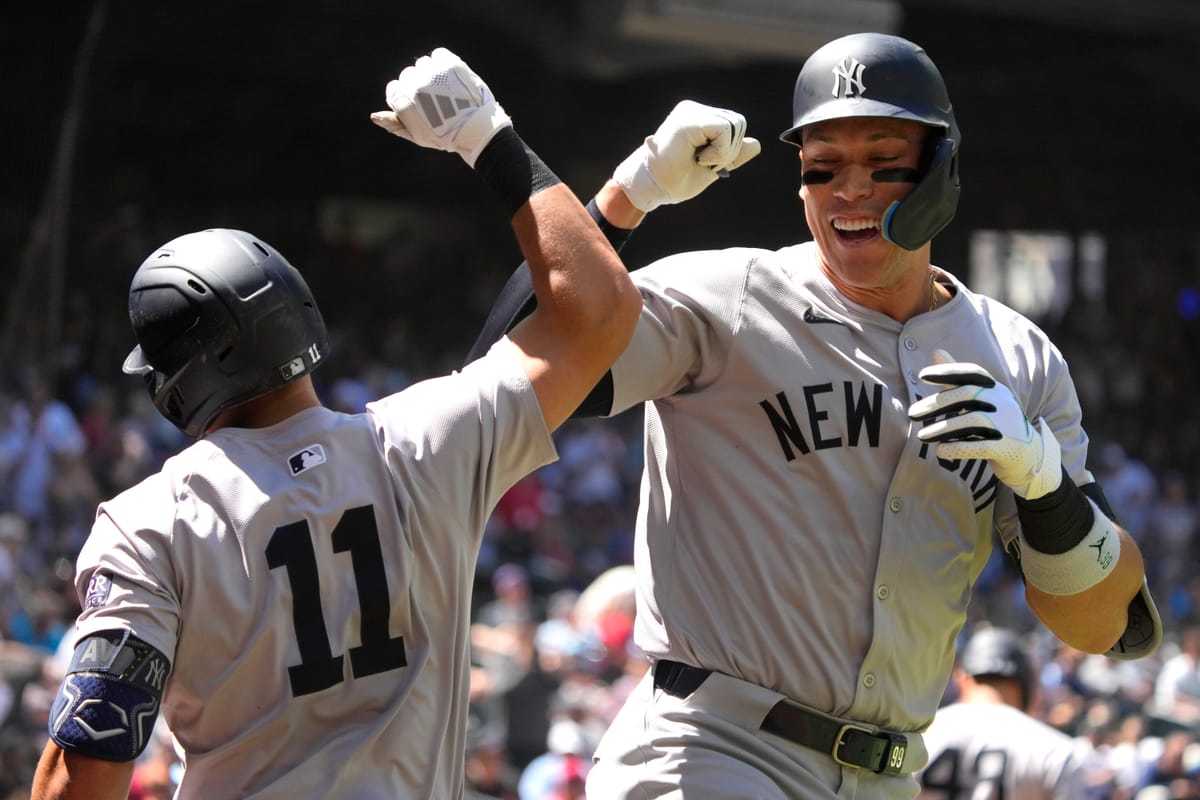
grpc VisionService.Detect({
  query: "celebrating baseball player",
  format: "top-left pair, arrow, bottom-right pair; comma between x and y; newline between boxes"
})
467,32 -> 1161,800
918,627 -> 1106,800
30,48 -> 642,799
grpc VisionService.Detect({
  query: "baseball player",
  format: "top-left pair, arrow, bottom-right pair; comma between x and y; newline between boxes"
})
30,48 -> 642,799
918,627 -> 1105,800
467,33 -> 1162,800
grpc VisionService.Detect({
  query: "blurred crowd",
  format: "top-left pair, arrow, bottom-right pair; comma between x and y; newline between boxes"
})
3,214 -> 1200,800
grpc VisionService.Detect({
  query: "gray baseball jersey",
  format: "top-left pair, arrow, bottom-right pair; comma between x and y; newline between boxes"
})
606,241 -> 1090,734
71,340 -> 555,799
917,702 -> 1099,799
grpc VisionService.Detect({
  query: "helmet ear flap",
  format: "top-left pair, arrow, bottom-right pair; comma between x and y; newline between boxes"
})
881,136 -> 961,251
139,363 -> 190,433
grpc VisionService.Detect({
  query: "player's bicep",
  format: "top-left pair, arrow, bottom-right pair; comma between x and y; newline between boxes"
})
48,630 -> 170,763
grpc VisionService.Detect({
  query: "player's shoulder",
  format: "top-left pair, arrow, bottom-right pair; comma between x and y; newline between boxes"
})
634,244 -> 784,278
937,268 -> 1068,371
941,269 -> 1049,336
928,701 -> 1076,752
367,341 -> 523,415
630,243 -> 807,303
365,340 -> 540,446
101,436 -> 223,513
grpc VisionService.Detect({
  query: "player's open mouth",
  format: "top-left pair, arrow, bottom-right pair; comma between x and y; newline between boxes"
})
832,218 -> 881,243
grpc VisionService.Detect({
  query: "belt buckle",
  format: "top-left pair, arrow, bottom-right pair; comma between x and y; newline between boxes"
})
833,724 -> 908,775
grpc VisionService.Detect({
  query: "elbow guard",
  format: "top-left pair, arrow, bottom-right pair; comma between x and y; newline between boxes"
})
49,630 -> 171,762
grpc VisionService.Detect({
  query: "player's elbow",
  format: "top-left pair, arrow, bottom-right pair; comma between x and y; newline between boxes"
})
559,266 -> 642,350
598,276 -> 643,361
609,274 -> 644,340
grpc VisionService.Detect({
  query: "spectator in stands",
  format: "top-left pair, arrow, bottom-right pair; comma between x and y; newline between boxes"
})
1142,472 -> 1198,595
1097,442 -> 1158,542
1153,622 -> 1200,725
0,371 -> 86,529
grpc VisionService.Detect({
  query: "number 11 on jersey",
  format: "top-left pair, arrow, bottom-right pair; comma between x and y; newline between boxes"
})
267,505 -> 408,697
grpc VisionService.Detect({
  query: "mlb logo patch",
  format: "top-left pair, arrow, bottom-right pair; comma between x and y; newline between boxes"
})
279,357 -> 306,380
288,444 -> 327,476
85,574 -> 112,609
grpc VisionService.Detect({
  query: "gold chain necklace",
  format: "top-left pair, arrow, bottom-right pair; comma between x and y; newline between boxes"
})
928,270 -> 940,312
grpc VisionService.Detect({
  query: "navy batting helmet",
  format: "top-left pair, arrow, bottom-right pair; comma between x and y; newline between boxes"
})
122,228 -> 329,438
959,628 -> 1034,709
779,32 -> 961,250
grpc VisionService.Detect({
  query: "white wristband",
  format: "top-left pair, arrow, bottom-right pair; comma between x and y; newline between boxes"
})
1018,498 -> 1119,596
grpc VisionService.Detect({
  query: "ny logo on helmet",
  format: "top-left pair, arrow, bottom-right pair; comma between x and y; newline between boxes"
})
831,57 -> 866,98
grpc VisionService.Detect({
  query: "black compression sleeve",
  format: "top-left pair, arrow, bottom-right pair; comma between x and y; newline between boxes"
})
587,197 -> 635,252
1014,467 -> 1096,554
473,128 -> 561,217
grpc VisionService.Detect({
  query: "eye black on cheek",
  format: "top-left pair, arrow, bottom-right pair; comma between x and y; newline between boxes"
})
871,167 -> 921,183
801,170 -> 834,185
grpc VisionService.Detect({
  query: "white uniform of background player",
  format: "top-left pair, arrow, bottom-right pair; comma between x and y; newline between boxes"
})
918,628 -> 1102,800
468,32 -> 1161,800
32,48 -> 645,800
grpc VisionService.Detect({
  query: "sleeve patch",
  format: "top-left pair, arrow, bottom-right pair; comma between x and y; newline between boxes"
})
84,573 -> 113,609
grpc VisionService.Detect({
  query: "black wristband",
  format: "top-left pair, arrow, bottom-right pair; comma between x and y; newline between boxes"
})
473,127 -> 561,217
1014,466 -> 1096,554
585,197 -> 635,252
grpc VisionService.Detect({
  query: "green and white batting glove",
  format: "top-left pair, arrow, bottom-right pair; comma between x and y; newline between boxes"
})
371,47 -> 511,167
613,100 -> 762,213
908,349 -> 1062,500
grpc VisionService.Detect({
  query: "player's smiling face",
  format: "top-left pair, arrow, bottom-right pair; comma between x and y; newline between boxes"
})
798,117 -> 931,306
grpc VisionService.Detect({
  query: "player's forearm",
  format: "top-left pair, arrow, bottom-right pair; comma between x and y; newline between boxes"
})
1024,524 -> 1146,654
513,183 -> 641,342
461,184 -> 640,368
31,743 -> 135,800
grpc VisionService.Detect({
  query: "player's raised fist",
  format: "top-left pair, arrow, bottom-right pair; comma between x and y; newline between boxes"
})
370,47 -> 512,167
613,99 -> 761,213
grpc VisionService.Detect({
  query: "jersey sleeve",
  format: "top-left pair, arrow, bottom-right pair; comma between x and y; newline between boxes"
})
608,248 -> 756,416
993,330 -> 1092,552
367,337 -> 557,536
72,473 -> 183,664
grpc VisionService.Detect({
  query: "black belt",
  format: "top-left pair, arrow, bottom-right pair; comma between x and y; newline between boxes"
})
652,660 -> 909,776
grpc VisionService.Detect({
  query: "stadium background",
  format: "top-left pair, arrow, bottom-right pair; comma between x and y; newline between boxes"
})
3,2 -> 1200,797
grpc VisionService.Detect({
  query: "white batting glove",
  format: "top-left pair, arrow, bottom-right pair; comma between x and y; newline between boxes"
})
908,350 -> 1062,500
612,100 -> 762,213
370,47 -> 511,167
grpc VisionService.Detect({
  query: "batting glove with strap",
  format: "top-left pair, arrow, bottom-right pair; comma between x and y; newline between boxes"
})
908,349 -> 1062,500
613,100 -> 761,213
371,47 -> 511,167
